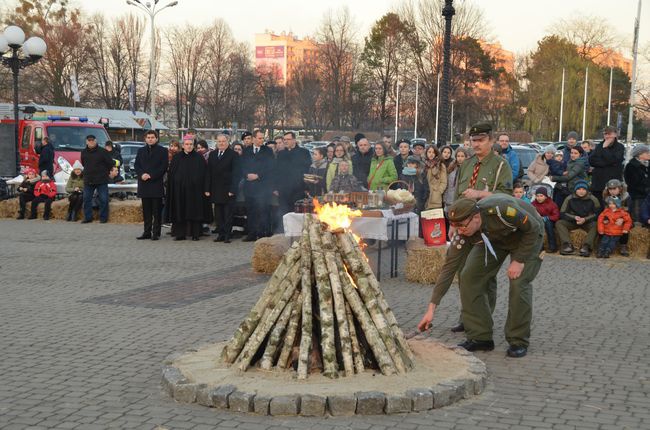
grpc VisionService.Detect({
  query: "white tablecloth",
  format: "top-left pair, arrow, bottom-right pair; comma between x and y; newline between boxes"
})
283,211 -> 419,241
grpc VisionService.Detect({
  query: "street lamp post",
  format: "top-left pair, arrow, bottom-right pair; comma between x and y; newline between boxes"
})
127,0 -> 178,126
0,26 -> 47,176
437,0 -> 455,147
450,99 -> 455,143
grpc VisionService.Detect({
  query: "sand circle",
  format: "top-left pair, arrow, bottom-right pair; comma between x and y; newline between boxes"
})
162,338 -> 488,416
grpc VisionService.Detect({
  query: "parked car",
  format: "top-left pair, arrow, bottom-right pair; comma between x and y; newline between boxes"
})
511,144 -> 538,186
117,142 -> 145,178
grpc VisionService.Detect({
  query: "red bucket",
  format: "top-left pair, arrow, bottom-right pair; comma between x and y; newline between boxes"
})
421,209 -> 446,247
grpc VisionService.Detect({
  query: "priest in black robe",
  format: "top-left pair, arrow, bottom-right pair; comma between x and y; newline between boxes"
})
166,137 -> 207,241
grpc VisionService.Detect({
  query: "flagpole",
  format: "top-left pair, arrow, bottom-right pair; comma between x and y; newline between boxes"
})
434,73 -> 440,144
607,67 -> 613,126
414,75 -> 419,139
559,68 -> 565,141
582,66 -> 588,141
627,0 -> 642,140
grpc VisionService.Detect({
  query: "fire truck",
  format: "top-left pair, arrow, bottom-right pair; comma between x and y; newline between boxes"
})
1,113 -> 111,191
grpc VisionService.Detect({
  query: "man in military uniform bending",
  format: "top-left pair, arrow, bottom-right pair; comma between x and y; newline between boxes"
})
445,123 -> 513,333
421,195 -> 544,358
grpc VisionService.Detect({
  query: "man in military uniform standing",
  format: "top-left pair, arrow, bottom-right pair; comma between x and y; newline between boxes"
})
420,195 -> 544,357
456,123 -> 513,200
446,123 -> 513,333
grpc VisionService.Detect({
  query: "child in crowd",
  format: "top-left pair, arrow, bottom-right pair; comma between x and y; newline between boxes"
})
398,156 -> 429,214
602,179 -> 631,256
65,161 -> 84,221
597,196 -> 633,258
531,187 -> 560,253
556,180 -> 601,257
513,182 -> 531,203
31,170 -> 57,220
16,168 -> 40,219
552,146 -> 586,209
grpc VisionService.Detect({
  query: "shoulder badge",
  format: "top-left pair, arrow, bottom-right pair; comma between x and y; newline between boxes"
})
506,206 -> 517,217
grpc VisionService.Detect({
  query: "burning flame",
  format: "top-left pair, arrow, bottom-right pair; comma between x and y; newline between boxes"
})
313,199 -> 361,231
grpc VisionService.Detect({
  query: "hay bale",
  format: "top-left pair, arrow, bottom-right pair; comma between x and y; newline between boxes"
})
252,234 -> 292,274
0,198 -> 19,218
405,237 -> 447,284
107,199 -> 143,223
627,227 -> 650,259
0,197 -> 143,223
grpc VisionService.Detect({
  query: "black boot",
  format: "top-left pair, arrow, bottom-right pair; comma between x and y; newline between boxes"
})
17,211 -> 25,220
66,210 -> 73,222
579,244 -> 591,257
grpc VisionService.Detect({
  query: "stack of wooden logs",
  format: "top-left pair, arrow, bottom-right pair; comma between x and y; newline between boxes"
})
221,214 -> 414,378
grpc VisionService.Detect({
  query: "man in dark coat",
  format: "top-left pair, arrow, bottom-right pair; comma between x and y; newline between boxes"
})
166,137 -> 207,241
275,131 -> 311,217
80,135 -> 113,223
205,134 -> 239,243
241,130 -> 273,241
134,130 -> 168,240
38,137 -> 54,179
590,126 -> 625,207
352,137 -> 374,185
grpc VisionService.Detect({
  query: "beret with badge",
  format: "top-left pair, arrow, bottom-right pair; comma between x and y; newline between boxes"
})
448,198 -> 480,223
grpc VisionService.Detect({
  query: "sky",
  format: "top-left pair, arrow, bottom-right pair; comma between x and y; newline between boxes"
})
78,0 -> 648,59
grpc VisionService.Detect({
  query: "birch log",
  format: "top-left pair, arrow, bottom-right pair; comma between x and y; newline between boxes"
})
345,301 -> 364,373
297,215 -> 314,379
234,266 -> 302,372
259,290 -> 298,370
276,292 -> 302,369
309,221 -> 339,379
321,231 -> 354,376
335,253 -> 396,375
337,232 -> 415,369
221,241 -> 301,363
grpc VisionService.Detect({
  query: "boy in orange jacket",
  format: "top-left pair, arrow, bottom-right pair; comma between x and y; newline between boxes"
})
597,196 -> 633,258
30,170 -> 58,220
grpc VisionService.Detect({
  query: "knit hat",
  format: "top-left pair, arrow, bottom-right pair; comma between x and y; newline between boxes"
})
23,167 -> 37,176
606,196 -> 621,208
534,187 -> 549,197
574,180 -> 589,192
72,160 -> 83,171
606,179 -> 622,189
555,150 -> 563,156
631,144 -> 650,159
354,133 -> 366,144
405,155 -> 423,166
340,136 -> 351,143
40,170 -> 49,178
544,144 -> 556,154
567,131 -> 579,140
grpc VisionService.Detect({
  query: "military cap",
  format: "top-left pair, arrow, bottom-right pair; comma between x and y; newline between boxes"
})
448,198 -> 480,222
397,138 -> 410,145
468,122 -> 492,137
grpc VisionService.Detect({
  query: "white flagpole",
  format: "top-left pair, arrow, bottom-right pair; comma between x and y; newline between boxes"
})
394,81 -> 400,144
627,0 -> 642,140
582,66 -> 588,141
434,73 -> 440,144
559,68 -> 565,141
607,67 -> 613,126
414,75 -> 419,139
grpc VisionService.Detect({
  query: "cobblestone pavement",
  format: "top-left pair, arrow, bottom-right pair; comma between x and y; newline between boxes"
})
1,219 -> 649,430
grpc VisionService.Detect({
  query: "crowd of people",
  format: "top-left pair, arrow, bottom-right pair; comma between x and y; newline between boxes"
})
13,125 -> 650,259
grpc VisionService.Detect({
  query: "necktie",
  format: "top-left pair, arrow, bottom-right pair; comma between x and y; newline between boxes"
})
468,161 -> 481,188
218,151 -> 223,158
254,147 -> 258,155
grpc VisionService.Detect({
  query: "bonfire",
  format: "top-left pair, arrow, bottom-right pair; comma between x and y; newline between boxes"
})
220,201 -> 414,379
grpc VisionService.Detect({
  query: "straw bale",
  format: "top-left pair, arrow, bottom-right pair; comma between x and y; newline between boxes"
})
405,237 -> 447,284
252,234 -> 292,274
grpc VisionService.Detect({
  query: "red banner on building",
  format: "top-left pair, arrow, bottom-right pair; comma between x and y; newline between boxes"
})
256,46 -> 285,59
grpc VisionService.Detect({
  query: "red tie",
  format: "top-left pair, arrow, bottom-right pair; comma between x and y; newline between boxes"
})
468,162 -> 481,188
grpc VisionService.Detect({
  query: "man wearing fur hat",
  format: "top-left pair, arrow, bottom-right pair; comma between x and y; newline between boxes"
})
81,135 -> 114,223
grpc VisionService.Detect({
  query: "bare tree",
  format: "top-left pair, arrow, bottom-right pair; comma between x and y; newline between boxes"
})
397,0 -> 490,137
289,63 -> 326,133
548,15 -> 621,61
316,6 -> 358,129
255,64 -> 284,134
86,14 -> 129,109
118,14 -> 147,111
165,24 -> 210,129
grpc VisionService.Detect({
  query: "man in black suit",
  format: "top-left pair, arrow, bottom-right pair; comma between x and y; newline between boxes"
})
241,130 -> 273,241
275,131 -> 311,218
134,130 -> 169,240
205,134 -> 239,243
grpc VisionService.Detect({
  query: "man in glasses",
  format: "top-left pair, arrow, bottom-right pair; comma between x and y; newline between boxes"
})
419,195 -> 544,358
